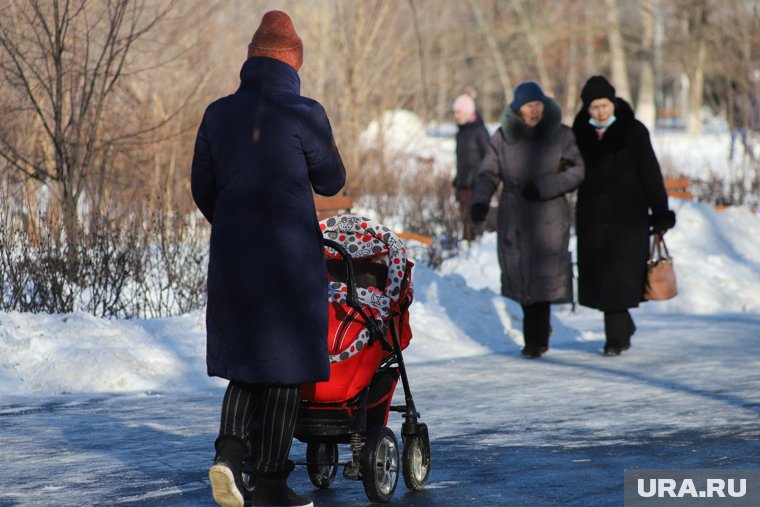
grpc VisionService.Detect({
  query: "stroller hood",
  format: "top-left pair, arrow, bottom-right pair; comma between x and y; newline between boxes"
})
320,214 -> 412,317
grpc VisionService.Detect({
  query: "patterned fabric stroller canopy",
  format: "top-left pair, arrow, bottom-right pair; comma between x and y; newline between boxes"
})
320,214 -> 409,315
320,214 -> 412,364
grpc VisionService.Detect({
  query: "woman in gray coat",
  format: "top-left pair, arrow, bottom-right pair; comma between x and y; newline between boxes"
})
470,81 -> 584,358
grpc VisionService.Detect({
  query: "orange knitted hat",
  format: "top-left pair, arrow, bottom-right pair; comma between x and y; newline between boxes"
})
247,10 -> 303,71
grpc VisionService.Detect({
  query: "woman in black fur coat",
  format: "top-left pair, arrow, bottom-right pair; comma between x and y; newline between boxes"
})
572,76 -> 676,356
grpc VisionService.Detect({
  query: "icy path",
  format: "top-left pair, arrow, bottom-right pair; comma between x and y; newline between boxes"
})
1,312 -> 758,506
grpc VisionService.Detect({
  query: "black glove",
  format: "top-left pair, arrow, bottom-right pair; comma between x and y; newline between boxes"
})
521,181 -> 541,201
471,202 -> 489,223
649,210 -> 676,234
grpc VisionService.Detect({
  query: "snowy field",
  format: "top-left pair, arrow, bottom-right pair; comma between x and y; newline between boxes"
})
1,122 -> 760,505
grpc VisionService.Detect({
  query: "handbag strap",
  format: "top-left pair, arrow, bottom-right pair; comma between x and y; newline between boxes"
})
650,232 -> 671,261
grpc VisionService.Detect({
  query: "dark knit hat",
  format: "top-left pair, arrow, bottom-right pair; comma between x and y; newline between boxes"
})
247,10 -> 303,71
509,81 -> 545,112
581,76 -> 616,106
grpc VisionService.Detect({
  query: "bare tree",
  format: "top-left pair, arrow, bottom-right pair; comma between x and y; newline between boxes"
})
0,0 -> 175,249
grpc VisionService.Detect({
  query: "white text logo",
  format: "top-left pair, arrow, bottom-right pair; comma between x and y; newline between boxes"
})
637,478 -> 747,498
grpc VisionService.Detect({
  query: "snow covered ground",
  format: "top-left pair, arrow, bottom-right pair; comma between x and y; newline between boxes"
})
1,124 -> 760,505
3,197 -> 759,397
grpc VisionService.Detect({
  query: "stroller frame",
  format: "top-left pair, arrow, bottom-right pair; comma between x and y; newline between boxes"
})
292,238 -> 431,503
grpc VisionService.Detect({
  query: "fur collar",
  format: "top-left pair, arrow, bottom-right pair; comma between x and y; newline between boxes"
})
499,97 -> 562,144
572,98 -> 636,156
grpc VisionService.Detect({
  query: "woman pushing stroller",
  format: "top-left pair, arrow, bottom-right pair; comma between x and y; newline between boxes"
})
191,11 -> 345,507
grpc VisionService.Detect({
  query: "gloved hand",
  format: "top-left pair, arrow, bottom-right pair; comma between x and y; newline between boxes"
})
521,181 -> 541,201
649,210 -> 676,234
471,202 -> 489,223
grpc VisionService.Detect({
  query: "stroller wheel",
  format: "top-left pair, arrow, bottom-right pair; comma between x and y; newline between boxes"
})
361,427 -> 399,503
306,442 -> 338,489
402,427 -> 431,491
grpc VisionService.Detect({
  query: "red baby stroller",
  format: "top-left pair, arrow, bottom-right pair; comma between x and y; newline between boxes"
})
294,214 -> 431,503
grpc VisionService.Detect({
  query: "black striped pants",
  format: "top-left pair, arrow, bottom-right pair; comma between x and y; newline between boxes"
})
219,382 -> 300,474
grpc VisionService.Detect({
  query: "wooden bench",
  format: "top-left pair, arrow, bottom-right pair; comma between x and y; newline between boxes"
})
663,176 -> 739,212
314,194 -> 353,220
664,177 -> 693,200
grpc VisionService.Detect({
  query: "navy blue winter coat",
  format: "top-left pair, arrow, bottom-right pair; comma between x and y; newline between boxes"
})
191,57 -> 346,385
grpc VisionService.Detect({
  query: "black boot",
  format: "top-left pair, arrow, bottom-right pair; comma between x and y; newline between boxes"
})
521,302 -> 551,358
604,311 -> 635,356
250,461 -> 313,507
209,436 -> 247,507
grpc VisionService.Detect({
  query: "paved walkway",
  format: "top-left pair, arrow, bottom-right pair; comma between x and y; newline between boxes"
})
1,314 -> 759,506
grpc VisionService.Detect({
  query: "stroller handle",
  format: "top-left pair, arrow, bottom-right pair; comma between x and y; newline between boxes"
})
323,238 -> 361,310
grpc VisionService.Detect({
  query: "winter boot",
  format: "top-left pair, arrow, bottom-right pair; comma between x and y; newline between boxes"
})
250,461 -> 313,507
603,311 -> 635,356
521,302 -> 551,358
626,313 -> 637,344
209,436 -> 247,507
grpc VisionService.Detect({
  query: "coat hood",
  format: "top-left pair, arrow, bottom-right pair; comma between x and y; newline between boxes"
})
239,56 -> 301,95
499,97 -> 562,144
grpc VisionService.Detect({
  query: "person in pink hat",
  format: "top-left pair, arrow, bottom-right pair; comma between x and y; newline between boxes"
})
192,10 -> 345,507
452,92 -> 491,242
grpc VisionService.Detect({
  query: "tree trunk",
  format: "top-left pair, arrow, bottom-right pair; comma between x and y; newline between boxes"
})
408,0 -> 431,120
564,7 -> 580,122
584,3 -> 595,77
684,0 -> 709,137
605,0 -> 632,101
466,0 -> 512,100
636,0 -> 657,131
686,38 -> 706,137
22,177 -> 41,248
59,178 -> 80,271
